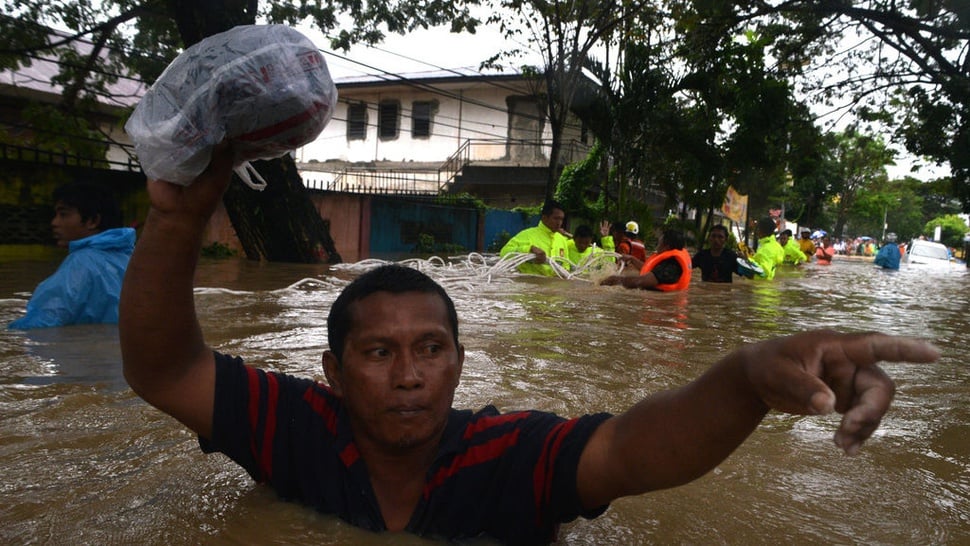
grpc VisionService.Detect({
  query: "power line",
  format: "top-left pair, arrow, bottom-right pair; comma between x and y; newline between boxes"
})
318,46 -> 587,133
5,21 -> 589,145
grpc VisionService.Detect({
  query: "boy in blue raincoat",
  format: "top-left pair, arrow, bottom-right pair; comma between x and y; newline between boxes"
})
8,183 -> 136,329
874,233 -> 901,270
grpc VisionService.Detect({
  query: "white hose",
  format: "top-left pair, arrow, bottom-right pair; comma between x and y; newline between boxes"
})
323,250 -> 627,292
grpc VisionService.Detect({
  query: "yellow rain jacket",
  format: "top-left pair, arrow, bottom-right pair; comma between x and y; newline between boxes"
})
500,222 -> 569,276
751,235 -> 785,280
783,238 -> 808,265
565,240 -> 604,270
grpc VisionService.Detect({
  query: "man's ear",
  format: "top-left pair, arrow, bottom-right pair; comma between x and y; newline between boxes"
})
322,350 -> 343,396
84,213 -> 102,231
454,344 -> 465,389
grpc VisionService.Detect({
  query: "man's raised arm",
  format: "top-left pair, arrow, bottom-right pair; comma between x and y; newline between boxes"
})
576,330 -> 940,509
119,144 -> 235,439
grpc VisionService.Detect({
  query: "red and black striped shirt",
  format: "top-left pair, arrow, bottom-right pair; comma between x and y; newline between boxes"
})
200,351 -> 612,544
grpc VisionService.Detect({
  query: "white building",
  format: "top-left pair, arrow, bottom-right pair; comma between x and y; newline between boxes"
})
296,68 -> 592,206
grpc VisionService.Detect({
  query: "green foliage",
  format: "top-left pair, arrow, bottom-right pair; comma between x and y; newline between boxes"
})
923,214 -> 969,249
4,0 -> 968,224
413,232 -> 466,255
414,233 -> 435,254
487,229 -> 511,252
661,214 -> 697,248
511,204 -> 542,220
554,142 -> 605,221
824,128 -> 894,238
200,241 -> 238,258
433,192 -> 487,211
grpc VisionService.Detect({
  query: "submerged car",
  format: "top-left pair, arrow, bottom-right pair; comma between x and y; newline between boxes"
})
903,240 -> 953,270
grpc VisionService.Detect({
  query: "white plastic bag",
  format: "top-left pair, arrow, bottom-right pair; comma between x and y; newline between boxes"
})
125,24 -> 337,190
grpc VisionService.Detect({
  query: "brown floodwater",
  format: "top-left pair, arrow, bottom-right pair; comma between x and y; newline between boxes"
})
1,256 -> 968,545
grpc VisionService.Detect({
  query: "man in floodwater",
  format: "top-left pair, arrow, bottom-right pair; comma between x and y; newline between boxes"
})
600,229 -> 692,291
120,144 -> 940,544
874,233 -> 901,270
9,182 -> 136,329
750,217 -> 785,280
499,200 -> 568,276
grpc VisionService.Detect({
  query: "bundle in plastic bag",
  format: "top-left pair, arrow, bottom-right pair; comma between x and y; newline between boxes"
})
125,24 -> 337,190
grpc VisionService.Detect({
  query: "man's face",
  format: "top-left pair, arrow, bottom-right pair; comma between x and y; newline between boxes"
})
323,291 -> 463,454
778,233 -> 790,246
574,236 -> 593,253
540,208 -> 565,232
51,202 -> 99,248
708,229 -> 726,251
801,232 -> 811,240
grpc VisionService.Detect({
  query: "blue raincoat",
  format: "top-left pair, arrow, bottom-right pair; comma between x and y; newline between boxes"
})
8,228 -> 136,329
874,243 -> 901,270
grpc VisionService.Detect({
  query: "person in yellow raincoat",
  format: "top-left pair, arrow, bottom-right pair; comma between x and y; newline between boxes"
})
750,217 -> 785,280
798,229 -> 816,258
499,200 -> 569,276
778,229 -> 808,265
565,224 -> 602,269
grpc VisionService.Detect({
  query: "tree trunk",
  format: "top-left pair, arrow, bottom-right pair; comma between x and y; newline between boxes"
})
168,0 -> 341,263
224,157 -> 341,263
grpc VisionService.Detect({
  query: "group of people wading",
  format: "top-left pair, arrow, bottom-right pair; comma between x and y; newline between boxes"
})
499,200 -> 862,291
498,200 -> 692,291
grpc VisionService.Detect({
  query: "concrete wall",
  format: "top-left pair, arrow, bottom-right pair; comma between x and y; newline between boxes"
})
309,192 -> 367,263
0,158 -> 144,245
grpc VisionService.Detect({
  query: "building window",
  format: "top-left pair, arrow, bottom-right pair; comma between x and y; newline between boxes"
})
378,101 -> 399,139
347,102 -> 367,140
411,101 -> 434,138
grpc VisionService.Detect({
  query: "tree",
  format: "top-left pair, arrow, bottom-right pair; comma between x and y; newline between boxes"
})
592,7 -> 816,243
539,0 -> 967,238
483,0 -> 651,199
849,176 -> 923,241
924,214 -> 969,249
554,142 -> 605,223
703,1 -> 970,211
0,0 -> 481,262
826,128 -> 894,238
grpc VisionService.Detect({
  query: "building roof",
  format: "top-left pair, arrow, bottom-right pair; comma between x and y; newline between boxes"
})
0,27 -> 147,111
333,67 -> 533,89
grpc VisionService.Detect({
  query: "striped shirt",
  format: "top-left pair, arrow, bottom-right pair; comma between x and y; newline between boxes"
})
201,351 -> 612,544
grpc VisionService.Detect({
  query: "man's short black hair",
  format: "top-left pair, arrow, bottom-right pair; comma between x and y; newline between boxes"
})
756,217 -> 776,238
52,182 -> 122,230
541,200 -> 565,217
662,229 -> 685,250
709,224 -> 728,236
327,264 -> 459,363
781,229 -> 793,237
573,224 -> 594,239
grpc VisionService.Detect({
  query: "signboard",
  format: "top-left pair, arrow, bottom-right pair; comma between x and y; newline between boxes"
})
721,185 -> 748,223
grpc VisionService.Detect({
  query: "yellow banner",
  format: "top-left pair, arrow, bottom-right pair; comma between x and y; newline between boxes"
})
722,185 -> 748,223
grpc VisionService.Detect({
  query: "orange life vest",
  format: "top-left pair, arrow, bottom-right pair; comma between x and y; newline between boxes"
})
640,249 -> 692,291
629,240 -> 648,262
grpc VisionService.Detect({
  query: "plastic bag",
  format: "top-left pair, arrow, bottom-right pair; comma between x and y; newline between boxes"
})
125,24 -> 337,190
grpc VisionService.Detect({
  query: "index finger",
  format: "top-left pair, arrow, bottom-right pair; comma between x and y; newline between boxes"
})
837,333 -> 940,366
